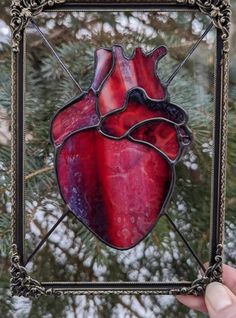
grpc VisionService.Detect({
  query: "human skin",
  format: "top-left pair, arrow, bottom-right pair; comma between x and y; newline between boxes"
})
176,265 -> 236,317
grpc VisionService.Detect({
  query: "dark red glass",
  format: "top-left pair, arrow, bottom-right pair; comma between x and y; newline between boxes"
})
57,129 -> 172,249
92,48 -> 113,91
51,90 -> 99,146
130,121 -> 180,161
98,46 -> 167,115
101,89 -> 187,139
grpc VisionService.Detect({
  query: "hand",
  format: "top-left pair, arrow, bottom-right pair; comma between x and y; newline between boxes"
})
176,265 -> 236,317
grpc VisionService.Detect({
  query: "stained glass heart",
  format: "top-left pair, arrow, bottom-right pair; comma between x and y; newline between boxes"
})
51,45 -> 191,249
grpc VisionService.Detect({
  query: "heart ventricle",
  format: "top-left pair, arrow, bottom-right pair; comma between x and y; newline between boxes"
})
56,128 -> 172,249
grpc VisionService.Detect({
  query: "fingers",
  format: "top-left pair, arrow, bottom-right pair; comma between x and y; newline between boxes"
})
176,264 -> 236,314
176,295 -> 208,313
222,264 -> 236,295
205,282 -> 236,318
204,263 -> 236,295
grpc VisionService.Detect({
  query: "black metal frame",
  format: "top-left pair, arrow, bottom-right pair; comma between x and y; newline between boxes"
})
10,0 -> 231,297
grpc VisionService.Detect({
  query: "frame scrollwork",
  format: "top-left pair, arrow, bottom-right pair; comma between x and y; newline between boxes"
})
10,0 -> 65,52
10,0 -> 232,53
174,244 -> 223,296
10,0 -> 231,298
10,244 -> 50,297
177,0 -> 231,52
10,243 -> 223,297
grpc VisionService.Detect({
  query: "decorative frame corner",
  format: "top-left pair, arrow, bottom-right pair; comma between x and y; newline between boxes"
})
9,243 -> 223,297
10,0 -> 65,53
175,244 -> 223,296
10,244 -> 49,298
177,0 -> 231,53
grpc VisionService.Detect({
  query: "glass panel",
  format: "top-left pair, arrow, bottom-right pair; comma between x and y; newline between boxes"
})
24,10 -> 215,283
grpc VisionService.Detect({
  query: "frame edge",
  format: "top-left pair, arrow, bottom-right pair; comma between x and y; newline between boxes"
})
10,243 -> 223,297
10,1 -> 231,53
10,0 -> 231,298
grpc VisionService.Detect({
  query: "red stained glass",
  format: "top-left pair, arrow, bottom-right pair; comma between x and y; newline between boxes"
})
130,121 -> 181,161
101,89 -> 187,138
98,45 -> 167,115
51,90 -> 99,146
92,48 -> 113,91
51,45 -> 191,249
57,129 -> 172,249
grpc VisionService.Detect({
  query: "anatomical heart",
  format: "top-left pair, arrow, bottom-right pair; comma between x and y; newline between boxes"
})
50,45 -> 192,249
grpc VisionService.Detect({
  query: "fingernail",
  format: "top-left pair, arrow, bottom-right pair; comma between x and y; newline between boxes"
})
206,282 -> 233,313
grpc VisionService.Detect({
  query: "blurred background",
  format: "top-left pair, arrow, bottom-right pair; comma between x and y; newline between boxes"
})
0,1 -> 235,317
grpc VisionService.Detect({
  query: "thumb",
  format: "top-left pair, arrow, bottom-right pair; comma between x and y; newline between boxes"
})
205,282 -> 236,318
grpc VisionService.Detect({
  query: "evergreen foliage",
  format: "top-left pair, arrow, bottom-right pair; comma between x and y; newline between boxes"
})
0,4 -> 235,318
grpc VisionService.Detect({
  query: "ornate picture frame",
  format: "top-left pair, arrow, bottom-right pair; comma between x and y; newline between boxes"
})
10,0 -> 231,297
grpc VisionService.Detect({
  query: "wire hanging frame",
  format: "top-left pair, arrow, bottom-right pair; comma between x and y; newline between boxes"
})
10,0 -> 231,298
